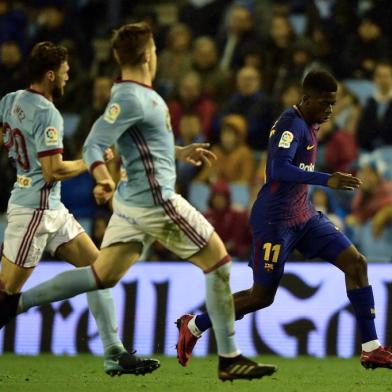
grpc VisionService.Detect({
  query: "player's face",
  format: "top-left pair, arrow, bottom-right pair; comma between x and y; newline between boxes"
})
52,61 -> 69,99
305,92 -> 336,123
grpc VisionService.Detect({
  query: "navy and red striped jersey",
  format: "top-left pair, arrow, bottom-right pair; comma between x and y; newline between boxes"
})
250,106 -> 330,232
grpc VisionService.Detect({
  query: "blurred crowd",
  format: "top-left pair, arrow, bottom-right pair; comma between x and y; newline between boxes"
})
1,0 -> 392,261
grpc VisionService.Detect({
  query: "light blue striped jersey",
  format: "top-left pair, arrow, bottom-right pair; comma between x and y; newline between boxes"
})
83,80 -> 176,207
0,89 -> 63,209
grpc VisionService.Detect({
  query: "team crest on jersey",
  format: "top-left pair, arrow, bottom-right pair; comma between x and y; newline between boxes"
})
45,127 -> 59,146
104,103 -> 121,124
278,130 -> 294,148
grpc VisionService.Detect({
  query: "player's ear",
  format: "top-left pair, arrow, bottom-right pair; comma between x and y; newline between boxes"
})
144,48 -> 151,63
47,70 -> 55,82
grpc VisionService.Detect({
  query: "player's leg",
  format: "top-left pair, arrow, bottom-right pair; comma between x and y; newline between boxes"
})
185,224 -> 292,337
297,212 -> 392,369
53,232 -> 126,360
0,205 -> 46,293
0,256 -> 34,293
153,195 -> 277,379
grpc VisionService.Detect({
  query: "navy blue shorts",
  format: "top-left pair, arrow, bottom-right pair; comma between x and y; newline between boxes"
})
249,212 -> 352,287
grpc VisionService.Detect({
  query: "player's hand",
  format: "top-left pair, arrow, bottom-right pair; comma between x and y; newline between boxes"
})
176,143 -> 217,167
93,179 -> 115,205
327,172 -> 362,191
103,148 -> 114,162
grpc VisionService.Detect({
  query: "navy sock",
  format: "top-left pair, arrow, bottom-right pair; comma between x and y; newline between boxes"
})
195,312 -> 244,333
347,285 -> 378,343
195,313 -> 212,332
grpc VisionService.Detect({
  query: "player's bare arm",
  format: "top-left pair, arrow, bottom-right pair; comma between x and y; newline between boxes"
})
175,143 -> 217,167
327,172 -> 362,191
39,153 -> 87,182
90,163 -> 116,205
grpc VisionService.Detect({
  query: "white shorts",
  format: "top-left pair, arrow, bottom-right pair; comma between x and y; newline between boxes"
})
101,194 -> 214,259
3,203 -> 85,268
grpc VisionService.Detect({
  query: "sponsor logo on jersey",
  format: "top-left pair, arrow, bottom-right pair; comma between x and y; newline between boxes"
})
104,103 -> 121,124
299,162 -> 315,172
278,130 -> 294,148
44,127 -> 59,146
306,144 -> 315,150
16,175 -> 32,188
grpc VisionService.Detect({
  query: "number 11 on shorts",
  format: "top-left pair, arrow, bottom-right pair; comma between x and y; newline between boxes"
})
262,242 -> 281,263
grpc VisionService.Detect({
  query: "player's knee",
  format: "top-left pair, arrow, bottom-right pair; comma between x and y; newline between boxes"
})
251,292 -> 275,310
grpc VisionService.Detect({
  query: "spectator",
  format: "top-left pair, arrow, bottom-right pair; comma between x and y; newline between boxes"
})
156,23 -> 192,98
196,114 -> 255,184
72,75 -> 113,150
311,187 -> 344,229
179,0 -> 227,38
0,41 -> 27,96
190,36 -> 232,102
168,71 -> 217,139
264,14 -> 296,92
90,38 -> 116,79
217,4 -> 261,71
347,154 -> 392,225
317,84 -> 360,173
357,62 -> 392,151
176,114 -> 205,198
0,0 -> 27,52
204,180 -> 252,259
273,83 -> 301,118
341,12 -> 388,79
272,38 -> 322,97
216,66 -> 273,150
32,4 -> 90,66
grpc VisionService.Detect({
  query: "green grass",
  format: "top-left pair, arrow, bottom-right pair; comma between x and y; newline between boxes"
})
0,355 -> 391,392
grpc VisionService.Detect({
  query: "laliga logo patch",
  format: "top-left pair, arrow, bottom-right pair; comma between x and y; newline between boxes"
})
44,127 -> 59,146
104,103 -> 121,124
278,130 -> 294,148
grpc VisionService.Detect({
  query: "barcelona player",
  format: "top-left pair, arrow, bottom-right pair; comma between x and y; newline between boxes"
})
0,24 -> 277,381
176,70 -> 392,370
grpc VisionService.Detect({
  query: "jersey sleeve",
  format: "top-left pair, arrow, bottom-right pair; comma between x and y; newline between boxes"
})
83,93 -> 144,172
270,119 -> 330,186
0,96 -> 5,125
34,107 -> 64,158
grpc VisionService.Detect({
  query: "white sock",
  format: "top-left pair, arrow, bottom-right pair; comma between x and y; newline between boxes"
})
205,262 -> 241,357
362,339 -> 381,352
188,315 -> 203,338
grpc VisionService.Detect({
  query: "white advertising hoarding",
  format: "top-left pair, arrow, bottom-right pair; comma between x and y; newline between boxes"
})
1,262 -> 391,357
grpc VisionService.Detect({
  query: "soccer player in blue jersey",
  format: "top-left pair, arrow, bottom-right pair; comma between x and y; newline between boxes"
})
0,24 -> 277,381
0,41 -> 159,376
176,69 -> 392,369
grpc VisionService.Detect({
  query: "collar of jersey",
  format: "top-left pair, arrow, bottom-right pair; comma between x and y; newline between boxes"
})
26,88 -> 48,99
115,79 -> 153,89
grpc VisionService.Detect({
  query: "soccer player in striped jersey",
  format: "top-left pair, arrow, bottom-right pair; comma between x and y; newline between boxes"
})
0,24 -> 277,381
0,41 -> 158,376
176,70 -> 392,370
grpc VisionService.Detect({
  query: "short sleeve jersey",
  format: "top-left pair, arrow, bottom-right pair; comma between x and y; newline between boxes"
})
250,106 -> 319,232
83,80 -> 176,207
0,89 -> 63,209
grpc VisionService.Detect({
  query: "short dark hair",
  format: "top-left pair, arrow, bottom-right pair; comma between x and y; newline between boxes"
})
111,22 -> 152,66
28,41 -> 68,83
302,69 -> 338,95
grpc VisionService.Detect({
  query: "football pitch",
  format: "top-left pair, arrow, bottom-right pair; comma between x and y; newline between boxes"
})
0,355 -> 390,392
